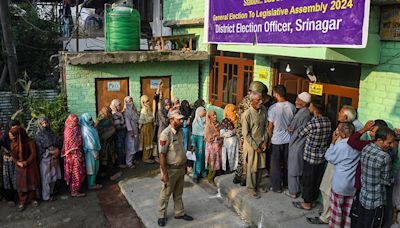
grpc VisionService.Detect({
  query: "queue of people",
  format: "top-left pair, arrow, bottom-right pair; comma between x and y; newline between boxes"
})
0,80 -> 399,228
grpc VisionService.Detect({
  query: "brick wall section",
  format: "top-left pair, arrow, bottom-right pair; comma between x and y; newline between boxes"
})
66,61 -> 199,118
163,0 -> 204,21
358,41 -> 400,128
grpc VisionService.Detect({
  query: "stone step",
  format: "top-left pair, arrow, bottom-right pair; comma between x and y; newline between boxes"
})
215,173 -> 327,228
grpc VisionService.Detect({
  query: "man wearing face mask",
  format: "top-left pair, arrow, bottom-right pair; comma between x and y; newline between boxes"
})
157,110 -> 194,227
357,127 -> 396,228
347,119 -> 390,227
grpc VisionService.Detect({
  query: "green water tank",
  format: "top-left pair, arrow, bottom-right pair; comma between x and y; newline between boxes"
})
105,5 -> 140,52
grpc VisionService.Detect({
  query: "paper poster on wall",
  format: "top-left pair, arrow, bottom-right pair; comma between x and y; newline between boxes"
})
258,70 -> 268,80
309,83 -> 323,96
107,81 -> 121,92
380,6 -> 400,41
204,0 -> 370,48
150,80 -> 161,89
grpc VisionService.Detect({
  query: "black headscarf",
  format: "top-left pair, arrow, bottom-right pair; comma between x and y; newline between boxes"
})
180,100 -> 192,120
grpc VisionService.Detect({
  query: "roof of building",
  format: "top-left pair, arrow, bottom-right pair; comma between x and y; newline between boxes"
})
61,50 -> 209,65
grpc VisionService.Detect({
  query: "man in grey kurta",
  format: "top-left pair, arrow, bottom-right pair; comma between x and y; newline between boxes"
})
286,92 -> 312,198
242,91 -> 268,198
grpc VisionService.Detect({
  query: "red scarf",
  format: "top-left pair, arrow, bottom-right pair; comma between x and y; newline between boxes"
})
62,114 -> 82,156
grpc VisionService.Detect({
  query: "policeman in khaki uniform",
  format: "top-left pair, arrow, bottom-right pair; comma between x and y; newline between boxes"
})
157,110 -> 194,227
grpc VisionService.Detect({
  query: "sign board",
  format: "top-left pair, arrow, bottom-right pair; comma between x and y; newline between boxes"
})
380,6 -> 400,41
150,79 -> 161,89
107,81 -> 121,92
309,83 -> 323,96
205,0 -> 370,48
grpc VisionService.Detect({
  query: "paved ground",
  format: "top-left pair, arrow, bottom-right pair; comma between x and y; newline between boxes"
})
119,170 -> 252,228
215,173 -> 327,228
0,161 -> 154,228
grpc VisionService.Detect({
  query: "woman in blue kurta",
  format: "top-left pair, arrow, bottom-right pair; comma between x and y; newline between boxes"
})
180,100 -> 192,151
79,113 -> 102,190
191,107 -> 207,183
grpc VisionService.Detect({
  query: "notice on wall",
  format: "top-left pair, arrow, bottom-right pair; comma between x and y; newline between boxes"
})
107,81 -> 121,92
205,0 -> 370,48
309,83 -> 323,96
380,6 -> 400,41
150,80 -> 161,89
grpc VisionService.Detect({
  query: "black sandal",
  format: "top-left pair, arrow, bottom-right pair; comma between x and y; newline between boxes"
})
306,217 -> 328,224
292,201 -> 311,211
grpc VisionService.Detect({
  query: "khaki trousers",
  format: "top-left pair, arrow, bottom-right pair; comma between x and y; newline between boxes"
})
158,167 -> 185,218
319,191 -> 331,223
246,168 -> 262,191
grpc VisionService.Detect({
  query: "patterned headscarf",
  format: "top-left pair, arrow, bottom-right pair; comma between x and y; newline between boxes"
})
204,110 -> 220,143
35,117 -> 57,151
192,107 -> 206,136
79,113 -> 101,152
223,104 -> 238,125
110,99 -> 125,126
95,106 -> 113,130
139,95 -> 154,124
62,114 -> 82,156
110,99 -> 121,114
161,98 -> 172,119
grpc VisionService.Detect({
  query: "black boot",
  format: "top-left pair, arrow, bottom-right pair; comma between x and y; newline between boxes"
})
240,177 -> 246,186
232,176 -> 241,184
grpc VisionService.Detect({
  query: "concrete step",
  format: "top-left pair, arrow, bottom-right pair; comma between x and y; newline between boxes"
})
215,173 -> 327,228
119,173 -> 251,228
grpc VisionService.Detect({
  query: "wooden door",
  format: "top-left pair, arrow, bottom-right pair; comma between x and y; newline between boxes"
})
140,76 -> 171,111
95,78 -> 129,115
275,73 -> 359,125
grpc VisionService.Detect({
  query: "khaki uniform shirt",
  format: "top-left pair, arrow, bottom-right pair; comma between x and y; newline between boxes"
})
159,125 -> 187,166
242,106 -> 268,173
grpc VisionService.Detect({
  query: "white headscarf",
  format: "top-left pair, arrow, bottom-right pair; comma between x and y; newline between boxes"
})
192,107 -> 206,136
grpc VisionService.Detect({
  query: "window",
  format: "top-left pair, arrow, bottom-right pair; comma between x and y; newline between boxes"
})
209,53 -> 254,107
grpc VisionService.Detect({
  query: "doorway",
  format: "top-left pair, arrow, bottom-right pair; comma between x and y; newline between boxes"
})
95,78 -> 130,115
140,76 -> 171,111
274,71 -> 360,125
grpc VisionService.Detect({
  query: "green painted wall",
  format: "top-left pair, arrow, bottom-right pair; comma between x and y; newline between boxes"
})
65,61 -> 199,118
173,26 -> 210,101
254,55 -> 273,92
163,0 -> 204,21
358,41 -> 400,128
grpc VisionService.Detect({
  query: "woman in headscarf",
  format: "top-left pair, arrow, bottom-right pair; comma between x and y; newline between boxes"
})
204,110 -> 222,184
0,120 -> 20,206
220,104 -> 239,173
62,114 -> 86,197
171,96 -> 180,111
79,113 -> 102,190
110,99 -> 127,169
9,126 -> 40,211
95,107 -> 118,179
123,96 -> 140,168
191,99 -> 205,122
139,95 -> 155,164
35,117 -> 61,201
180,100 -> 192,151
191,107 -> 207,183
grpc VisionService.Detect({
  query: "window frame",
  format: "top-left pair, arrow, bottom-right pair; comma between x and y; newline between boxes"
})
209,53 -> 254,107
